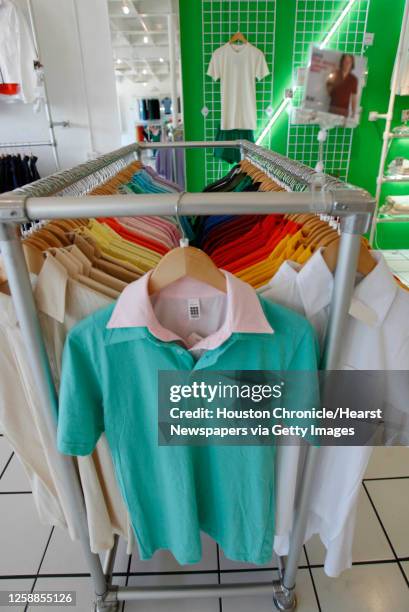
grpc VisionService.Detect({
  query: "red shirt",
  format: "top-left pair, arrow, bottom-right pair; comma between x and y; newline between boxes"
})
329,72 -> 358,117
98,218 -> 169,256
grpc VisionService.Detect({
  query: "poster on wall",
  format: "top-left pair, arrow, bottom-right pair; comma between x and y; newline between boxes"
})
301,46 -> 367,127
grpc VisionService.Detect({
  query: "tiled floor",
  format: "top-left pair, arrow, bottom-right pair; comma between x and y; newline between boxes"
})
1,251 -> 408,611
0,435 -> 408,612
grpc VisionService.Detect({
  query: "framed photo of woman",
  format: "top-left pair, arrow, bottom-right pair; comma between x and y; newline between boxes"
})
302,46 -> 367,127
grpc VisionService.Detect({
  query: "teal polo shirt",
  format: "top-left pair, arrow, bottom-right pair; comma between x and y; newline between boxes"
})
58,288 -> 319,565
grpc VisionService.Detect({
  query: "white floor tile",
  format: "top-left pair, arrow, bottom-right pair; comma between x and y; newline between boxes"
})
40,527 -> 90,574
28,577 -> 94,612
0,454 -> 31,491
221,570 -> 318,612
0,495 -> 52,575
129,533 -> 218,573
0,578 -> 34,612
365,479 -> 409,558
124,573 -> 219,612
219,547 -> 307,571
305,486 -> 393,565
365,447 -> 409,479
312,563 -> 409,611
0,438 -> 13,476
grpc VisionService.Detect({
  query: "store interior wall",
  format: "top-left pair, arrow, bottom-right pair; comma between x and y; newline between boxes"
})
0,0 -> 121,177
179,0 -> 409,247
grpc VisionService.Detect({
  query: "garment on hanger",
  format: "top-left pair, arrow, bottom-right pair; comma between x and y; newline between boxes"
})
0,256 -> 134,553
214,127 -> 254,164
207,42 -> 269,130
259,248 -> 409,576
161,96 -> 172,114
57,269 -> 319,565
155,147 -> 185,189
0,153 -> 40,193
0,0 -> 38,103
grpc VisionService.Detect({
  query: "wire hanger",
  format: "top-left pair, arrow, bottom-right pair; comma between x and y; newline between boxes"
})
148,194 -> 227,295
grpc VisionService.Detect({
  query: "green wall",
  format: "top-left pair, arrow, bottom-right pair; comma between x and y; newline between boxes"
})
179,0 -> 409,248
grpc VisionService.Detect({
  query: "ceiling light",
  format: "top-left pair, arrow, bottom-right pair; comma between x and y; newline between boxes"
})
159,57 -> 164,63
142,69 -> 148,75
122,1 -> 130,15
143,36 -> 149,44
116,58 -> 122,64
143,82 -> 147,87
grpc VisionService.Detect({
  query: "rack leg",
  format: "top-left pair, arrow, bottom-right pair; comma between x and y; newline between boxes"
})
0,223 -> 115,610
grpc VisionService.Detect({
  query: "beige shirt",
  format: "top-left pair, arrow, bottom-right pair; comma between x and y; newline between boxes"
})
0,254 -> 133,553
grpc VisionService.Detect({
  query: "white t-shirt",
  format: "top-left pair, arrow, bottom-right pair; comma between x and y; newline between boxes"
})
207,43 -> 269,130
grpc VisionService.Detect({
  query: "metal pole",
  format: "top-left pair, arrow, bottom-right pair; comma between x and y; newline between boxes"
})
22,191 -> 338,220
274,219 -> 364,610
0,141 -> 54,149
0,224 -> 108,600
117,582 -> 279,601
369,0 -> 409,245
168,14 -> 179,129
26,0 -> 61,172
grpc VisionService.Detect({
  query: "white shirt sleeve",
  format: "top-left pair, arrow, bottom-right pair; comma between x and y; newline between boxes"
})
255,49 -> 269,80
207,49 -> 221,81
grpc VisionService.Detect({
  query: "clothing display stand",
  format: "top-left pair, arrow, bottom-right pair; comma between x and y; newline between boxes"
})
0,140 -> 374,612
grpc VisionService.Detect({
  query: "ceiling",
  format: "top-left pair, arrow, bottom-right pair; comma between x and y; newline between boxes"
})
108,0 -> 181,94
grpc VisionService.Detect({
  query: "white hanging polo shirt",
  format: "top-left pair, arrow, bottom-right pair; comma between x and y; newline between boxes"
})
259,249 -> 409,577
207,43 -> 269,130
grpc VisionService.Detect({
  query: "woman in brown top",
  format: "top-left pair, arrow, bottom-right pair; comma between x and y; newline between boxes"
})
326,54 -> 358,118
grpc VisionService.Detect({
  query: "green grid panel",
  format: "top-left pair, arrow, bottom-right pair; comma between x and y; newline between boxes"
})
287,0 -> 370,180
202,0 -> 276,184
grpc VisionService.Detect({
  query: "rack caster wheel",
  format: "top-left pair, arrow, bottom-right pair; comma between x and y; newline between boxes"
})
94,586 -> 119,611
272,580 -> 297,611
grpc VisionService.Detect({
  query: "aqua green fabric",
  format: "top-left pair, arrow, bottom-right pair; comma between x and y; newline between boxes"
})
58,298 -> 318,565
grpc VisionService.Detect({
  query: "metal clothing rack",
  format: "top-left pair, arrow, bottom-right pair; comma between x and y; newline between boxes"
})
0,140 -> 374,612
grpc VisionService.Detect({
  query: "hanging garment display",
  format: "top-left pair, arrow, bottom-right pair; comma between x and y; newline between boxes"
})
0,0 -> 38,103
0,154 -> 41,193
259,248 -> 409,576
57,270 -> 319,565
207,41 -> 269,130
161,96 -> 172,114
1,151 -> 406,582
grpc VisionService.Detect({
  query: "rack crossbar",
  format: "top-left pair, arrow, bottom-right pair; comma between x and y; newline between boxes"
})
0,141 -> 54,149
115,582 -> 281,601
0,190 -> 374,224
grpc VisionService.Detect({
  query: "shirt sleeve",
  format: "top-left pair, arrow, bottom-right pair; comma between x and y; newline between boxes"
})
207,49 -> 221,80
57,330 -> 104,456
255,50 -> 269,81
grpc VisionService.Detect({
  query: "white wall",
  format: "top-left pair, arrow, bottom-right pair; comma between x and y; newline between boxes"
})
0,0 -> 121,177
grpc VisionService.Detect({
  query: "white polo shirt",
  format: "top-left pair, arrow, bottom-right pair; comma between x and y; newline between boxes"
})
260,249 -> 409,576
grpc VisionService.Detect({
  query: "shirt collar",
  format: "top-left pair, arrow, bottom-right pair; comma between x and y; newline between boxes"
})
34,253 -> 68,323
297,248 -> 397,327
106,269 -> 274,351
